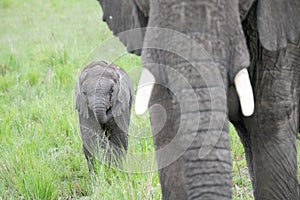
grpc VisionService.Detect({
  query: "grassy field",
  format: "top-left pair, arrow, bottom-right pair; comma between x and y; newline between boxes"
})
0,0 -> 298,199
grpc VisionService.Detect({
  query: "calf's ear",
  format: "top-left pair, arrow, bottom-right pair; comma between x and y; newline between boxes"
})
75,81 -> 89,119
112,70 -> 134,132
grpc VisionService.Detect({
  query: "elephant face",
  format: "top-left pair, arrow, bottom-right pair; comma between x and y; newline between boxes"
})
76,61 -> 133,130
78,63 -> 117,124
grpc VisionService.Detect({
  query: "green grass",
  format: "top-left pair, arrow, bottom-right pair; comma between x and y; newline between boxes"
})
0,0 -> 298,199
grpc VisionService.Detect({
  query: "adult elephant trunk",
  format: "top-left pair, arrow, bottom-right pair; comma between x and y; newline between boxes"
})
139,1 -> 251,199
94,83 -> 113,125
142,34 -> 233,199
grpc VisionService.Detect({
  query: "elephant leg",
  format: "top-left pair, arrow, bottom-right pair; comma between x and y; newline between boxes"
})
298,99 -> 300,133
233,122 -> 255,188
230,63 -> 299,200
109,131 -> 128,153
240,4 -> 300,198
108,126 -> 128,164
244,49 -> 299,199
244,78 -> 298,200
227,86 -> 255,188
83,145 -> 96,173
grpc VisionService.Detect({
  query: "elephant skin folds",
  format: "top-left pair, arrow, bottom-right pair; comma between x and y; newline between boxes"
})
230,4 -> 300,200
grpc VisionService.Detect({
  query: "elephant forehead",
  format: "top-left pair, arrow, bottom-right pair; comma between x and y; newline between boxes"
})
89,65 -> 118,79
83,78 -> 114,92
150,0 -> 239,34
81,61 -> 120,80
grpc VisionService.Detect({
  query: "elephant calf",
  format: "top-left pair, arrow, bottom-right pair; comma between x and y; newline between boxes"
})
75,61 -> 133,170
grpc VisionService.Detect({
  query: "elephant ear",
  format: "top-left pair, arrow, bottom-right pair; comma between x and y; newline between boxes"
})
112,69 -> 133,132
97,0 -> 149,55
239,0 -> 255,20
257,0 -> 300,51
75,69 -> 89,119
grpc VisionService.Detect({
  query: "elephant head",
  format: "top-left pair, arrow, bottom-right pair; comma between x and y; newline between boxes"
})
76,60 -> 133,131
75,60 -> 133,169
97,0 -> 300,199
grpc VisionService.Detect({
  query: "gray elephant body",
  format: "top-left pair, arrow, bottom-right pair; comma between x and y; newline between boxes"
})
75,61 -> 133,169
228,4 -> 300,199
97,0 -> 300,199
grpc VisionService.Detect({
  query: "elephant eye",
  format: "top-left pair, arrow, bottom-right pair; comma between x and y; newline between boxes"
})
82,88 -> 87,95
81,83 -> 88,95
109,86 -> 114,95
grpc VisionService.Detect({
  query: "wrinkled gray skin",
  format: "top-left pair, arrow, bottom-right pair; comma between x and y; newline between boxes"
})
98,0 -> 300,199
75,61 -> 133,170
228,3 -> 300,199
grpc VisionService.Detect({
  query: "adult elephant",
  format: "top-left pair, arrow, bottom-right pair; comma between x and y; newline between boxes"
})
97,0 -> 300,199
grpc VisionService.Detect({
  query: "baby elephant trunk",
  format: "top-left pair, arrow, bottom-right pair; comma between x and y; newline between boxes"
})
94,85 -> 113,125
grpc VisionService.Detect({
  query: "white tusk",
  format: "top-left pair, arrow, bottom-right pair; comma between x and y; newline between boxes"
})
234,68 -> 255,116
135,68 -> 156,115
